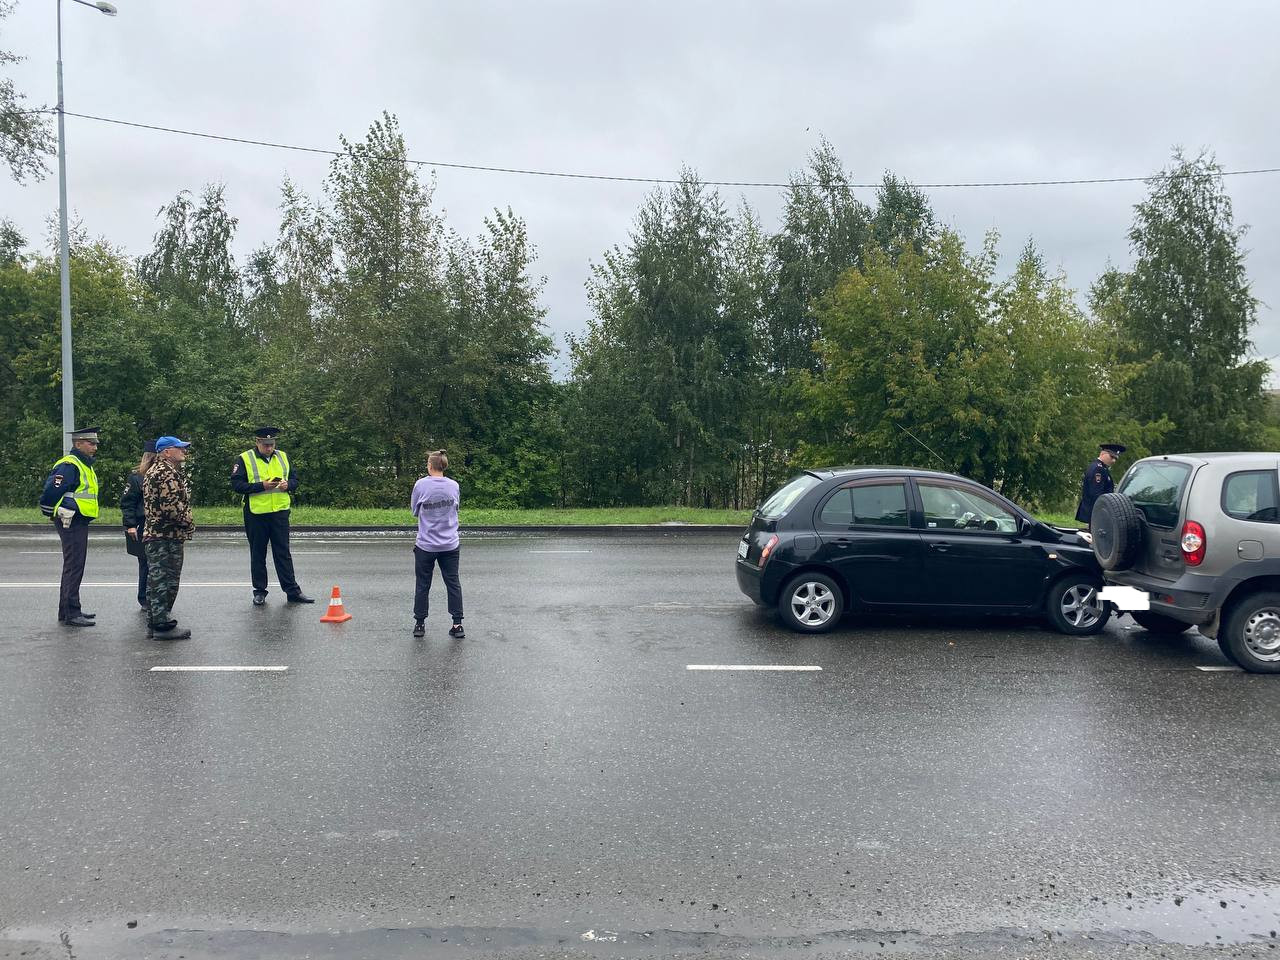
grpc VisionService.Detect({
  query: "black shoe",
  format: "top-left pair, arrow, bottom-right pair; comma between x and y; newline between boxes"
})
412,621 -> 425,638
252,593 -> 267,606
64,615 -> 95,627
286,593 -> 315,604
152,626 -> 191,641
448,623 -> 465,639
81,612 -> 96,618
145,619 -> 177,639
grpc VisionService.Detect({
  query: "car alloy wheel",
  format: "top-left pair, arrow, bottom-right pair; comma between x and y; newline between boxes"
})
1242,607 -> 1280,662
1059,583 -> 1103,630
789,581 -> 836,628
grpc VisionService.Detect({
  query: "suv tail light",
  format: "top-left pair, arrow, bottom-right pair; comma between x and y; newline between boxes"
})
1181,520 -> 1206,566
759,534 -> 779,568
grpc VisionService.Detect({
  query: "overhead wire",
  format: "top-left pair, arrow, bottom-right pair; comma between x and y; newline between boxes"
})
12,106 -> 1280,189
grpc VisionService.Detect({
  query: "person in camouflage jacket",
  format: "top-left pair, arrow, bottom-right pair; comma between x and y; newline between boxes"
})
142,436 -> 196,640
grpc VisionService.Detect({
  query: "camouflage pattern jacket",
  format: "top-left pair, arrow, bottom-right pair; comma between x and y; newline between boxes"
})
142,457 -> 195,542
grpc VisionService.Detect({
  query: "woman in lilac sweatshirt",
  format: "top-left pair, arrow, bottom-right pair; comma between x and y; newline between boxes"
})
410,449 -> 464,638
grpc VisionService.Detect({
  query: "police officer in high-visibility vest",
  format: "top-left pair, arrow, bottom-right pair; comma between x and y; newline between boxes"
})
39,426 -> 102,626
231,426 -> 314,606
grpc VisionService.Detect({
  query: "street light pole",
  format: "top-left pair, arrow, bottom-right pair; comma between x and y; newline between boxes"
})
55,0 -> 116,453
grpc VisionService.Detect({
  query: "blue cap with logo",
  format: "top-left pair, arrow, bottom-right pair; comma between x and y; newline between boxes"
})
154,436 -> 191,453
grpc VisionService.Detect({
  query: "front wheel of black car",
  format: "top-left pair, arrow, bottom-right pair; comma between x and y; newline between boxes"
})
1045,574 -> 1111,636
778,573 -> 844,633
1219,592 -> 1280,673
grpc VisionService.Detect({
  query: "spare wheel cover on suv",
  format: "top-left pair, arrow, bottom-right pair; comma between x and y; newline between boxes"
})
1091,492 -> 1144,571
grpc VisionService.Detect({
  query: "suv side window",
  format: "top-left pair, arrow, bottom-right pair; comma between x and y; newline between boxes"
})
818,482 -> 909,528
918,481 -> 1019,534
1222,470 -> 1280,523
1118,461 -> 1192,529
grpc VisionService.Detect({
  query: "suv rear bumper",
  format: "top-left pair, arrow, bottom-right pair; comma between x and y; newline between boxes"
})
1104,569 -> 1219,625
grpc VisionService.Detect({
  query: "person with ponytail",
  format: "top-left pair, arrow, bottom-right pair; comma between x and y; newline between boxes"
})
120,439 -> 157,610
409,448 -> 464,638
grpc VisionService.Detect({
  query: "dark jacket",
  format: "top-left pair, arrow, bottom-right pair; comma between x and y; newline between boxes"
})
1075,459 -> 1114,524
39,457 -> 94,527
121,472 -> 146,556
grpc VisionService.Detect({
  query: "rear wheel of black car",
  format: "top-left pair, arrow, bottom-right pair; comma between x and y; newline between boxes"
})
778,573 -> 844,633
1131,611 -> 1192,635
1090,493 -> 1144,571
1045,573 -> 1111,636
1219,592 -> 1280,673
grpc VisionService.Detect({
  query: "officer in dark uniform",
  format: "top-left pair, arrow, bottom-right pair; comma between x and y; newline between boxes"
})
39,426 -> 102,626
230,426 -> 314,606
1075,443 -> 1126,527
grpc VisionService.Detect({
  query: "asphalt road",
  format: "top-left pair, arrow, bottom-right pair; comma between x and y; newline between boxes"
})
1,529 -> 1277,959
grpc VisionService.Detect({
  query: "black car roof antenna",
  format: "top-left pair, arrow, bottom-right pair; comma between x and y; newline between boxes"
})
892,421 -> 951,471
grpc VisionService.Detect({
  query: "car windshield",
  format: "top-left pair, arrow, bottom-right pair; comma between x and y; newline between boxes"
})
757,474 -> 821,519
1119,460 -> 1192,529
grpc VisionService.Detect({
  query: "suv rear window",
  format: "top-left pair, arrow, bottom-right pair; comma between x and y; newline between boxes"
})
1118,461 -> 1192,529
1222,470 -> 1280,523
757,474 -> 821,519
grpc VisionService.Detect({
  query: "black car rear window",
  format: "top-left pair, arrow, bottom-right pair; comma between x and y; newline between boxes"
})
1118,461 -> 1192,529
757,474 -> 821,520
819,483 -> 909,527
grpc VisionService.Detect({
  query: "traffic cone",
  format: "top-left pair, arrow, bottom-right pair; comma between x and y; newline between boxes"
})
320,586 -> 352,623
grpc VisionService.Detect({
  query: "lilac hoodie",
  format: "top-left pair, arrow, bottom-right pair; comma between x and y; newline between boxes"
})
410,475 -> 460,551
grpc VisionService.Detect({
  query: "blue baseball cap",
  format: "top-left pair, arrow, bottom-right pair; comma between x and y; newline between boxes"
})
154,436 -> 191,452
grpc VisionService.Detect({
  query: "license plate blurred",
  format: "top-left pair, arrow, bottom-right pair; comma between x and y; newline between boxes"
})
737,540 -> 749,559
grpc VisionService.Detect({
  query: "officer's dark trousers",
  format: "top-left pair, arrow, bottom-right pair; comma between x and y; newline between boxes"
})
413,546 -> 463,622
54,519 -> 89,621
144,539 -> 185,627
245,510 -> 300,597
135,552 -> 149,608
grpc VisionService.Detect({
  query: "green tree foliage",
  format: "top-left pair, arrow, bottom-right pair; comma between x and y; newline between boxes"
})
1094,150 -> 1267,452
0,1 -> 53,182
801,231 -> 1132,506
567,171 -> 759,506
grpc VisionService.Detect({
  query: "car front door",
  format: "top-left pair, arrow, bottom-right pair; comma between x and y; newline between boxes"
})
814,479 -> 925,606
913,479 -> 1044,608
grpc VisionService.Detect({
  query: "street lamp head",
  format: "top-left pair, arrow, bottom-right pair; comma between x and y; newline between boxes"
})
95,2 -> 118,14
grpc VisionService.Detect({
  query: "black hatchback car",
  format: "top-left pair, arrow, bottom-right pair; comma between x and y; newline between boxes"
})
735,467 -> 1109,635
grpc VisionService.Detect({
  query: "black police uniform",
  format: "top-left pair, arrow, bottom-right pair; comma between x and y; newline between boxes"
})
230,428 -> 312,604
1075,444 -> 1125,525
39,427 -> 100,625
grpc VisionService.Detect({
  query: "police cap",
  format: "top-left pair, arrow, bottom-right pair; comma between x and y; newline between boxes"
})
1099,443 -> 1127,455
69,426 -> 100,442
253,426 -> 281,440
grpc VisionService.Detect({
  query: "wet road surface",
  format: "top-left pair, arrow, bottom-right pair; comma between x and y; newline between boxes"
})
0,529 -> 1277,959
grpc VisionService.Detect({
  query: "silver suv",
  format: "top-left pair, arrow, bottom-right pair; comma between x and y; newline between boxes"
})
1090,453 -> 1280,673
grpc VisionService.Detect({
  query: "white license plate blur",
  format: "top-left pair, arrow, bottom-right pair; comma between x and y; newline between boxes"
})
737,540 -> 749,559
1099,585 -> 1150,611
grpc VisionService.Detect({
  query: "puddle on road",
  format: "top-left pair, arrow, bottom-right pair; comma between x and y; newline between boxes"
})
1071,877 -> 1280,946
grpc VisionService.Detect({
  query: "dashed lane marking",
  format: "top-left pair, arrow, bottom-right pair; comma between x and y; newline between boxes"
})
687,664 -> 823,671
1196,665 -> 1244,672
0,581 -> 249,587
528,550 -> 593,554
150,666 -> 288,672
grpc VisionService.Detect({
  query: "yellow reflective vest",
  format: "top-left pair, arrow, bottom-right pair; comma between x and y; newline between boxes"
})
240,449 -> 291,514
52,454 -> 99,519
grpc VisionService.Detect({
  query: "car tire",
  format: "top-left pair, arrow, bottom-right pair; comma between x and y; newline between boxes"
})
1219,591 -> 1280,673
778,573 -> 844,634
1045,572 -> 1111,636
1130,611 -> 1192,635
1090,493 -> 1144,572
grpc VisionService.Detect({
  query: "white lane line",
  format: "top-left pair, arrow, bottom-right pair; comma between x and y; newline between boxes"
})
1196,665 -> 1243,672
529,550 -> 593,554
150,665 -> 288,672
291,551 -> 341,555
0,581 -> 249,587
687,664 -> 823,671
19,550 -> 63,554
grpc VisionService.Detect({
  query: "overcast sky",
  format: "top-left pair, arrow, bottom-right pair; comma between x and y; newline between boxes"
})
3,0 -> 1278,381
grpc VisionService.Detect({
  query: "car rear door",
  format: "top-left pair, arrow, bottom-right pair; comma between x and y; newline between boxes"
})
813,478 -> 924,605
1117,460 -> 1195,582
913,479 -> 1044,608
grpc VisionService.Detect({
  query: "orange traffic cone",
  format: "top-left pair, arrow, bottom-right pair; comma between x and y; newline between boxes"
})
320,586 -> 352,623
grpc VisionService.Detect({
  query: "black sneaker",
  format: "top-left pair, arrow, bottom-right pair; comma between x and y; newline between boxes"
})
448,623 -> 465,639
252,593 -> 267,606
412,621 -> 425,638
152,626 -> 192,641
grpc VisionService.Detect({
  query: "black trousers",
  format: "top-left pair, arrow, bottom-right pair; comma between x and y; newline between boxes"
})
413,546 -> 463,622
135,552 -> 149,607
54,519 -> 89,620
244,510 -> 300,597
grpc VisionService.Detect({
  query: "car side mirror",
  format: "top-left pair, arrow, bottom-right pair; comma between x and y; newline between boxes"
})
1017,517 -> 1032,537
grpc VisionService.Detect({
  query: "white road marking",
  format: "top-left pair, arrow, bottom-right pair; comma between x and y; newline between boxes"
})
291,551 -> 341,555
150,666 -> 288,672
18,551 -> 62,554
687,664 -> 823,671
0,581 -> 249,587
1196,665 -> 1243,672
529,550 -> 593,554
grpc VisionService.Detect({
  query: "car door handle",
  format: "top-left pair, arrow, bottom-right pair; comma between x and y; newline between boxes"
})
929,542 -> 950,552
